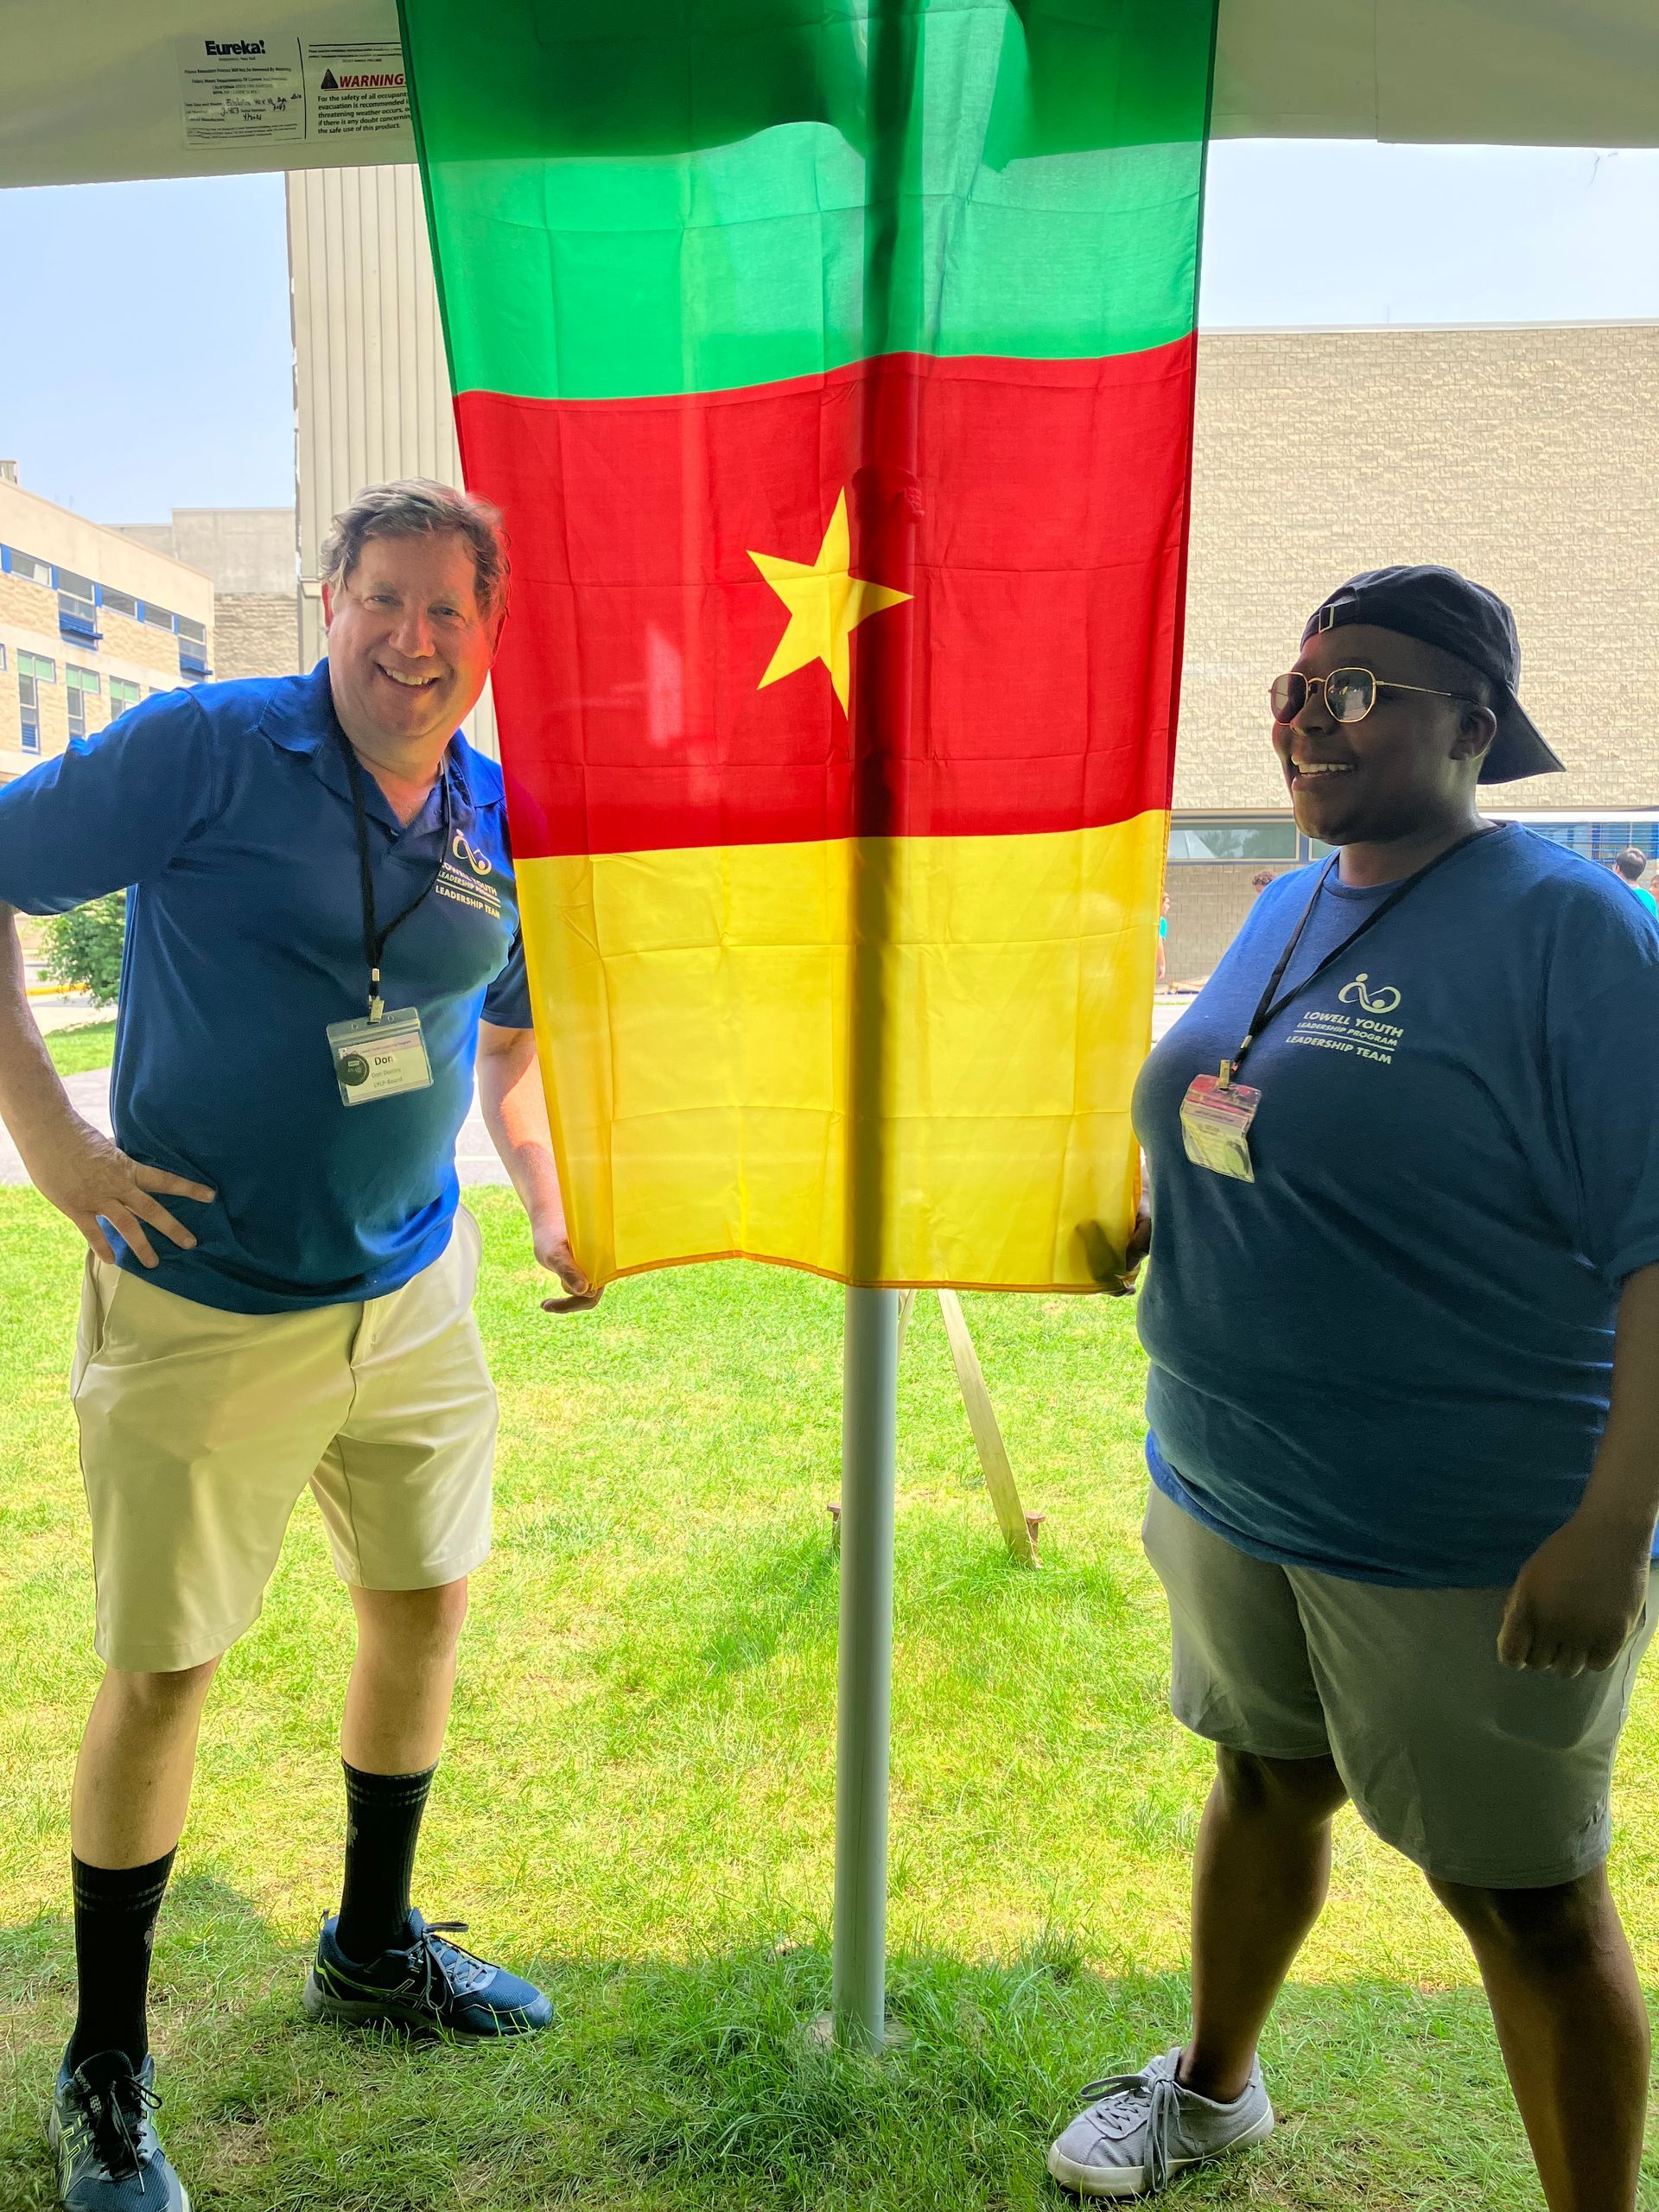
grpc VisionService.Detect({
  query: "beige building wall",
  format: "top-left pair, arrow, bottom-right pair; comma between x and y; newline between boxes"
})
111,507 -> 301,683
211,594 -> 302,682
1168,321 -> 1659,976
0,477 -> 215,787
286,164 -> 497,755
1180,322 -> 1659,812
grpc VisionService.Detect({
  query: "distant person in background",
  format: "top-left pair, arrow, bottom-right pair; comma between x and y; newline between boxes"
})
1611,847 -> 1658,918
1156,892 -> 1170,986
1250,871 -> 1274,899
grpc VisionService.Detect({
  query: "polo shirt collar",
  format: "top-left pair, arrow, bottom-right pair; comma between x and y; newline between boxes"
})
263,660 -> 475,833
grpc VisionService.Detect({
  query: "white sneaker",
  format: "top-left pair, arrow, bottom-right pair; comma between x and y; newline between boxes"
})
1046,2045 -> 1274,2197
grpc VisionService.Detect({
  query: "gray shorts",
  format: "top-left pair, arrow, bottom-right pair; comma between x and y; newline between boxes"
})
1144,1484 -> 1656,1890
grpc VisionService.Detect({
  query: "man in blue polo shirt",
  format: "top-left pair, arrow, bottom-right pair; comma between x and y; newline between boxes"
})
0,480 -> 595,2212
1048,569 -> 1659,2210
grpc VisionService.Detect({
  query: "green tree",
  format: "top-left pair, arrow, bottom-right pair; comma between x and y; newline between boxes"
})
41,891 -> 127,1009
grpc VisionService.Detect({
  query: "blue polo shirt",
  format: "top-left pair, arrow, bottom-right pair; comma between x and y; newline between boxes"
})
0,664 -> 531,1314
1134,826 -> 1659,1588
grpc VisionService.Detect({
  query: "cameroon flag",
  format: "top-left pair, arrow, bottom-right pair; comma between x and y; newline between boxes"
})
400,1 -> 1216,1292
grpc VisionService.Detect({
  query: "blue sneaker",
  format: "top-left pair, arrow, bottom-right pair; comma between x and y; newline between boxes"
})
303,1908 -> 551,2037
48,2050 -> 188,2210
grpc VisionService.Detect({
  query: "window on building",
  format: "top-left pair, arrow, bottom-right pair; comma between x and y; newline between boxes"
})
141,601 -> 176,631
0,643 -> 7,672
66,664 -> 101,741
2,545 -> 52,586
99,586 -> 140,621
176,615 -> 210,677
55,568 -> 99,640
16,652 -> 55,754
1166,818 -> 1302,864
1519,819 -> 1659,866
107,675 -> 141,718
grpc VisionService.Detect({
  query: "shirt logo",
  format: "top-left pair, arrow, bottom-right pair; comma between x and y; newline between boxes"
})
1338,971 -> 1402,1015
452,831 -> 493,878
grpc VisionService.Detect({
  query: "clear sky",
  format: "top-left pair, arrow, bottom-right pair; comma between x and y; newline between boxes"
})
0,142 -> 1656,522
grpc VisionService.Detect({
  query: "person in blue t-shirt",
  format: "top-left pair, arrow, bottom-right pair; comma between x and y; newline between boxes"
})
0,480 -> 601,2212
1048,568 -> 1659,2212
1611,844 -> 1659,919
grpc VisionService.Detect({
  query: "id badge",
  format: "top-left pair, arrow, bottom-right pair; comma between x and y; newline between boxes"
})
1180,1071 -> 1262,1182
326,1007 -> 434,1107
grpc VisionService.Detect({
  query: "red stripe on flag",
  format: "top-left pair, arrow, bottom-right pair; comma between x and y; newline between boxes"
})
457,341 -> 1197,860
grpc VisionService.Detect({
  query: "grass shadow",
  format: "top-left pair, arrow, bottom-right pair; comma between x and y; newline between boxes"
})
1,1897 -> 1631,2212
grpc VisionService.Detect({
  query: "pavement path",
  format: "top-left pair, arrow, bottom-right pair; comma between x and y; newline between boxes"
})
0,1074 -> 509,1189
2,996 -> 1193,1192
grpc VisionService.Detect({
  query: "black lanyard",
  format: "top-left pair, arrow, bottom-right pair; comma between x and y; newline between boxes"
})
333,727 -> 454,1020
1219,826 -> 1496,1087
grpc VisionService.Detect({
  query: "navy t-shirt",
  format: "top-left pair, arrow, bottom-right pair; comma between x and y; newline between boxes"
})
1133,825 -> 1659,1587
0,664 -> 532,1314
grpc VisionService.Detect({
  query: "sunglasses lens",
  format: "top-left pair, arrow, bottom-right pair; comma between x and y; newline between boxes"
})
1325,668 -> 1375,722
1268,673 -> 1304,722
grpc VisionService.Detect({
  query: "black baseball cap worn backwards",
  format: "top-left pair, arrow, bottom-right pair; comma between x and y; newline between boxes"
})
1301,564 -> 1562,785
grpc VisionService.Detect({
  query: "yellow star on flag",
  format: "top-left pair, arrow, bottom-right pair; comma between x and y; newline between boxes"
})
749,490 -> 911,712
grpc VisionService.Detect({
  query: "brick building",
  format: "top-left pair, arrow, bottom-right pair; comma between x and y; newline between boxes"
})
1170,322 -> 1659,979
0,467 -> 215,787
111,507 -> 300,682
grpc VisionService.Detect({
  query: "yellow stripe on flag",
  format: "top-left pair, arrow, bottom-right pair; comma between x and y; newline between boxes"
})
519,812 -> 1167,1292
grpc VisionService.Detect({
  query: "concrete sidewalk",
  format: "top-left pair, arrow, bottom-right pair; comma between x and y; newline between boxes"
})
3,996 -> 1194,1192
0,1072 -> 510,1189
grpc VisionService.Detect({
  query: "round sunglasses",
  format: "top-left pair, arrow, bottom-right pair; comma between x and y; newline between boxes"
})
1269,667 -> 1478,725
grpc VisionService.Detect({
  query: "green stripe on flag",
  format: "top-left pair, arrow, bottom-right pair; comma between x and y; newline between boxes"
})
402,0 -> 1216,403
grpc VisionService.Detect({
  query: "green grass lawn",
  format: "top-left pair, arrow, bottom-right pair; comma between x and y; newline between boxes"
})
42,1020 -> 118,1077
1,1185 -> 1656,2209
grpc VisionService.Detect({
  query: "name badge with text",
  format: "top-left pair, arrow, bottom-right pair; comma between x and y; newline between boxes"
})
326,1007 -> 434,1107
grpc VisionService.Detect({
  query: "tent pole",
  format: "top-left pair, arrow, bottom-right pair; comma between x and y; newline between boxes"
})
831,1282 -> 899,2050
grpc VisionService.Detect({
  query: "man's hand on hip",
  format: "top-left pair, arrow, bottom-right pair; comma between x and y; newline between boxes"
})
1498,1505 -> 1651,1677
532,1216 -> 601,1314
27,1116 -> 215,1269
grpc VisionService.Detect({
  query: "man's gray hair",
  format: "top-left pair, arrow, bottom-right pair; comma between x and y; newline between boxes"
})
321,479 -> 508,615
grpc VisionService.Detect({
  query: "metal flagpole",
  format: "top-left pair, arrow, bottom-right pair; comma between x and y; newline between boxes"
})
831,1284 -> 899,2048
828,0 -> 917,2056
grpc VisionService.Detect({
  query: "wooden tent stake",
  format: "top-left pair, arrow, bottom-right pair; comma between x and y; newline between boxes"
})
840,1288 -> 1041,1565
935,1290 -> 1040,1565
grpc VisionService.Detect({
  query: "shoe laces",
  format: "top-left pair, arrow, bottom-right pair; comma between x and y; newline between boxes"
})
67,2059 -> 160,2187
1075,2062 -> 1179,2193
408,1921 -> 494,2004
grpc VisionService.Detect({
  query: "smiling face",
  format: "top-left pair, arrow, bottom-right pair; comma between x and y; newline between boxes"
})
1272,622 -> 1497,849
322,530 -> 501,761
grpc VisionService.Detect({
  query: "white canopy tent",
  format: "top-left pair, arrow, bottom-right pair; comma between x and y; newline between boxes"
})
5,0 -> 1652,2060
3,0 -> 1658,189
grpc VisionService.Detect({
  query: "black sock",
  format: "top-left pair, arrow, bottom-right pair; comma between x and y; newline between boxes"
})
66,1849 -> 176,2075
334,1761 -> 435,1961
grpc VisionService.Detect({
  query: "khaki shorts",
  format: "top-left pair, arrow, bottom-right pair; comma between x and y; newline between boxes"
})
1144,1484 -> 1656,1890
72,1210 -> 496,1673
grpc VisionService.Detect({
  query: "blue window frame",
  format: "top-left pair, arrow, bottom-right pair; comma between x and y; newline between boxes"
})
55,567 -> 100,643
176,615 -> 210,677
1521,820 -> 1659,866
1,544 -> 52,587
